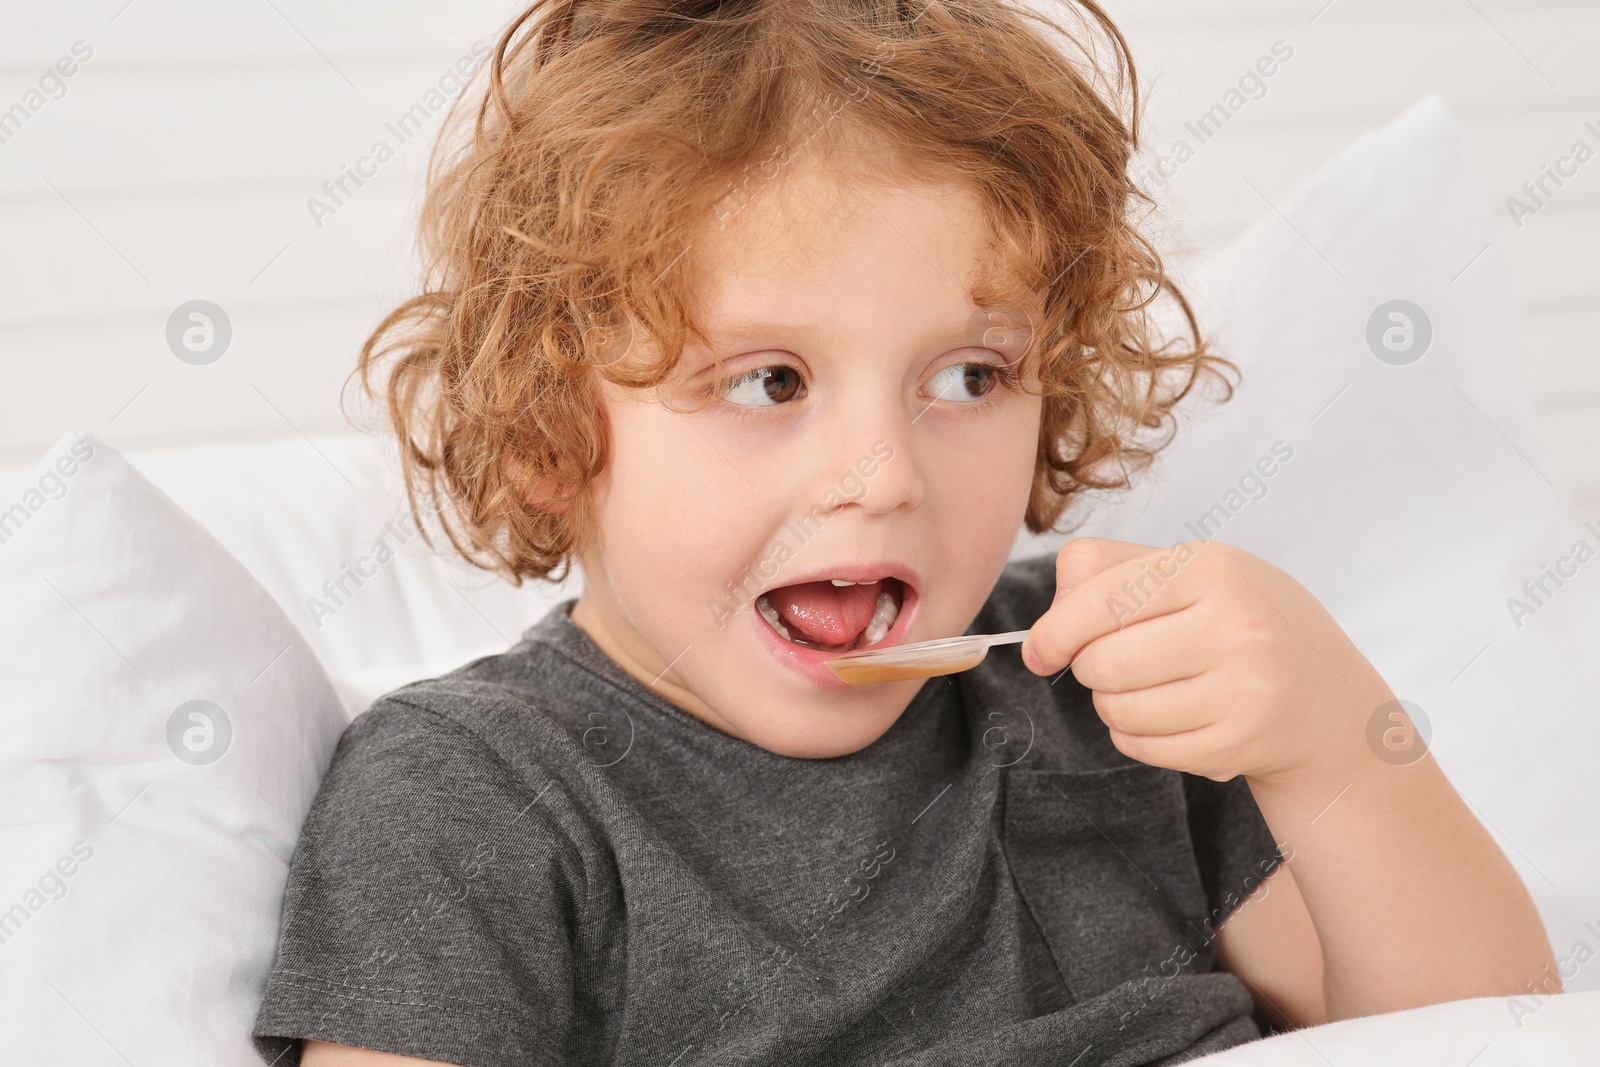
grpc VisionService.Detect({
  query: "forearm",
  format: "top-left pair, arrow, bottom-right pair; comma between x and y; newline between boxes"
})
1247,740 -> 1558,1020
1018,539 -> 1562,1021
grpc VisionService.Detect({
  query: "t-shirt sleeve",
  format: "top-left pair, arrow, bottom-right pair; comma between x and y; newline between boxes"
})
252,697 -> 589,1067
1180,772 -> 1284,932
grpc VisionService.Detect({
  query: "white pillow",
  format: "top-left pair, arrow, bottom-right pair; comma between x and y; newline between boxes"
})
113,431 -> 581,692
0,430 -> 347,1065
1017,94 -> 1600,990
0,433 -> 575,722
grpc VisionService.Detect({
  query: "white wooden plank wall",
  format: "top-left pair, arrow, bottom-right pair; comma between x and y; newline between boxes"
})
0,0 -> 1595,513
1103,0 -> 1600,518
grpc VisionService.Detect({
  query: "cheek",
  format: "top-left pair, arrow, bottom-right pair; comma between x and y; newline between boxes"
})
935,396 -> 1041,508
591,402 -> 765,591
597,413 -> 692,551
922,397 -> 1041,602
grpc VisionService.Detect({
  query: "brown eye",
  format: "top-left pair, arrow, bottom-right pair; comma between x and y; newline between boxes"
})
925,362 -> 998,403
723,365 -> 805,407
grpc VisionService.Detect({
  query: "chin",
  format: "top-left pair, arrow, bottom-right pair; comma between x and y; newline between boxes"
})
734,687 -> 921,759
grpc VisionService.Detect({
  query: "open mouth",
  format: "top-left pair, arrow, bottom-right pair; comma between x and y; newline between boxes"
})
755,576 -> 907,654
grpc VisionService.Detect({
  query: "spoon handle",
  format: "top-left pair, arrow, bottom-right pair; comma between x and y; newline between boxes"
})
972,629 -> 1032,649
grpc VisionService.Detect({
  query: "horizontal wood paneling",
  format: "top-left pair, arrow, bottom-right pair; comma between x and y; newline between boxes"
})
0,0 -> 510,66
0,0 -> 1594,508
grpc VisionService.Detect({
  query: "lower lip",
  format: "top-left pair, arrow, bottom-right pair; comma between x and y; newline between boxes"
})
750,584 -> 920,689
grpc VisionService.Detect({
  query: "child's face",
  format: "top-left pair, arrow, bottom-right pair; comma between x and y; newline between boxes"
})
569,152 -> 1044,757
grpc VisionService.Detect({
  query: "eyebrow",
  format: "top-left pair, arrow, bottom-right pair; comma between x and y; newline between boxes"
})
704,318 -> 981,348
705,320 -> 819,343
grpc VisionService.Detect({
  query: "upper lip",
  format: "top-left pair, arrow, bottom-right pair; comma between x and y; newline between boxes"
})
756,560 -> 921,599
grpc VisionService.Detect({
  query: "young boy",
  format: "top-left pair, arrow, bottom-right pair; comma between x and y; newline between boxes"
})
253,1 -> 1557,1063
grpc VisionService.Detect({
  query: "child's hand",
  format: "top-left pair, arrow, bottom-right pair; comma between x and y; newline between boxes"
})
1020,537 -> 1396,784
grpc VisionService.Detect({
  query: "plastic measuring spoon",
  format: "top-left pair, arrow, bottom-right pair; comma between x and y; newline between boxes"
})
824,629 -> 1035,685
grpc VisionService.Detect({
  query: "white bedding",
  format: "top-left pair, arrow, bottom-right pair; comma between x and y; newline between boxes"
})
1195,990 -> 1600,1065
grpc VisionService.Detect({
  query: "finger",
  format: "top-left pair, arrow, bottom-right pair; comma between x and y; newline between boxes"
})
1106,722 -> 1222,774
1023,540 -> 1213,675
1019,537 -> 1159,674
1050,536 -> 1154,601
1069,607 -> 1209,694
1092,673 -> 1213,738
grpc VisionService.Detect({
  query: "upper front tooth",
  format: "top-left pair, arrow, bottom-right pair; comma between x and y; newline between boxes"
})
831,579 -> 857,586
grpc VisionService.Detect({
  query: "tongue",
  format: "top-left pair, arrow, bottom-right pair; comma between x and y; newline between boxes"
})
767,579 -> 885,646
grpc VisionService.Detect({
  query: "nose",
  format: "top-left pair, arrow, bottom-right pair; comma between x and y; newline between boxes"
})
813,392 -> 923,516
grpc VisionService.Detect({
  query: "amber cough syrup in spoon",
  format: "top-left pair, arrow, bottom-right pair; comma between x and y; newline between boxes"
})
825,630 -> 1034,685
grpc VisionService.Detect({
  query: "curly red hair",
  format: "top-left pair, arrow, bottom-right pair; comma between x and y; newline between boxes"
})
345,0 -> 1239,586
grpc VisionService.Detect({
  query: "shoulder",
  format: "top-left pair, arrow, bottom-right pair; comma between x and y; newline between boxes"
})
257,660 -> 610,1063
281,682 -> 614,953
309,684 -> 567,831
305,648 -> 618,870
345,640 -> 598,777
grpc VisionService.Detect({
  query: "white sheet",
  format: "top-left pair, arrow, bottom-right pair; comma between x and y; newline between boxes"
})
1194,990 -> 1600,1065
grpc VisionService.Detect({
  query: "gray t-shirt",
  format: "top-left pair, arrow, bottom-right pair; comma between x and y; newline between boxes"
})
254,554 -> 1283,1066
